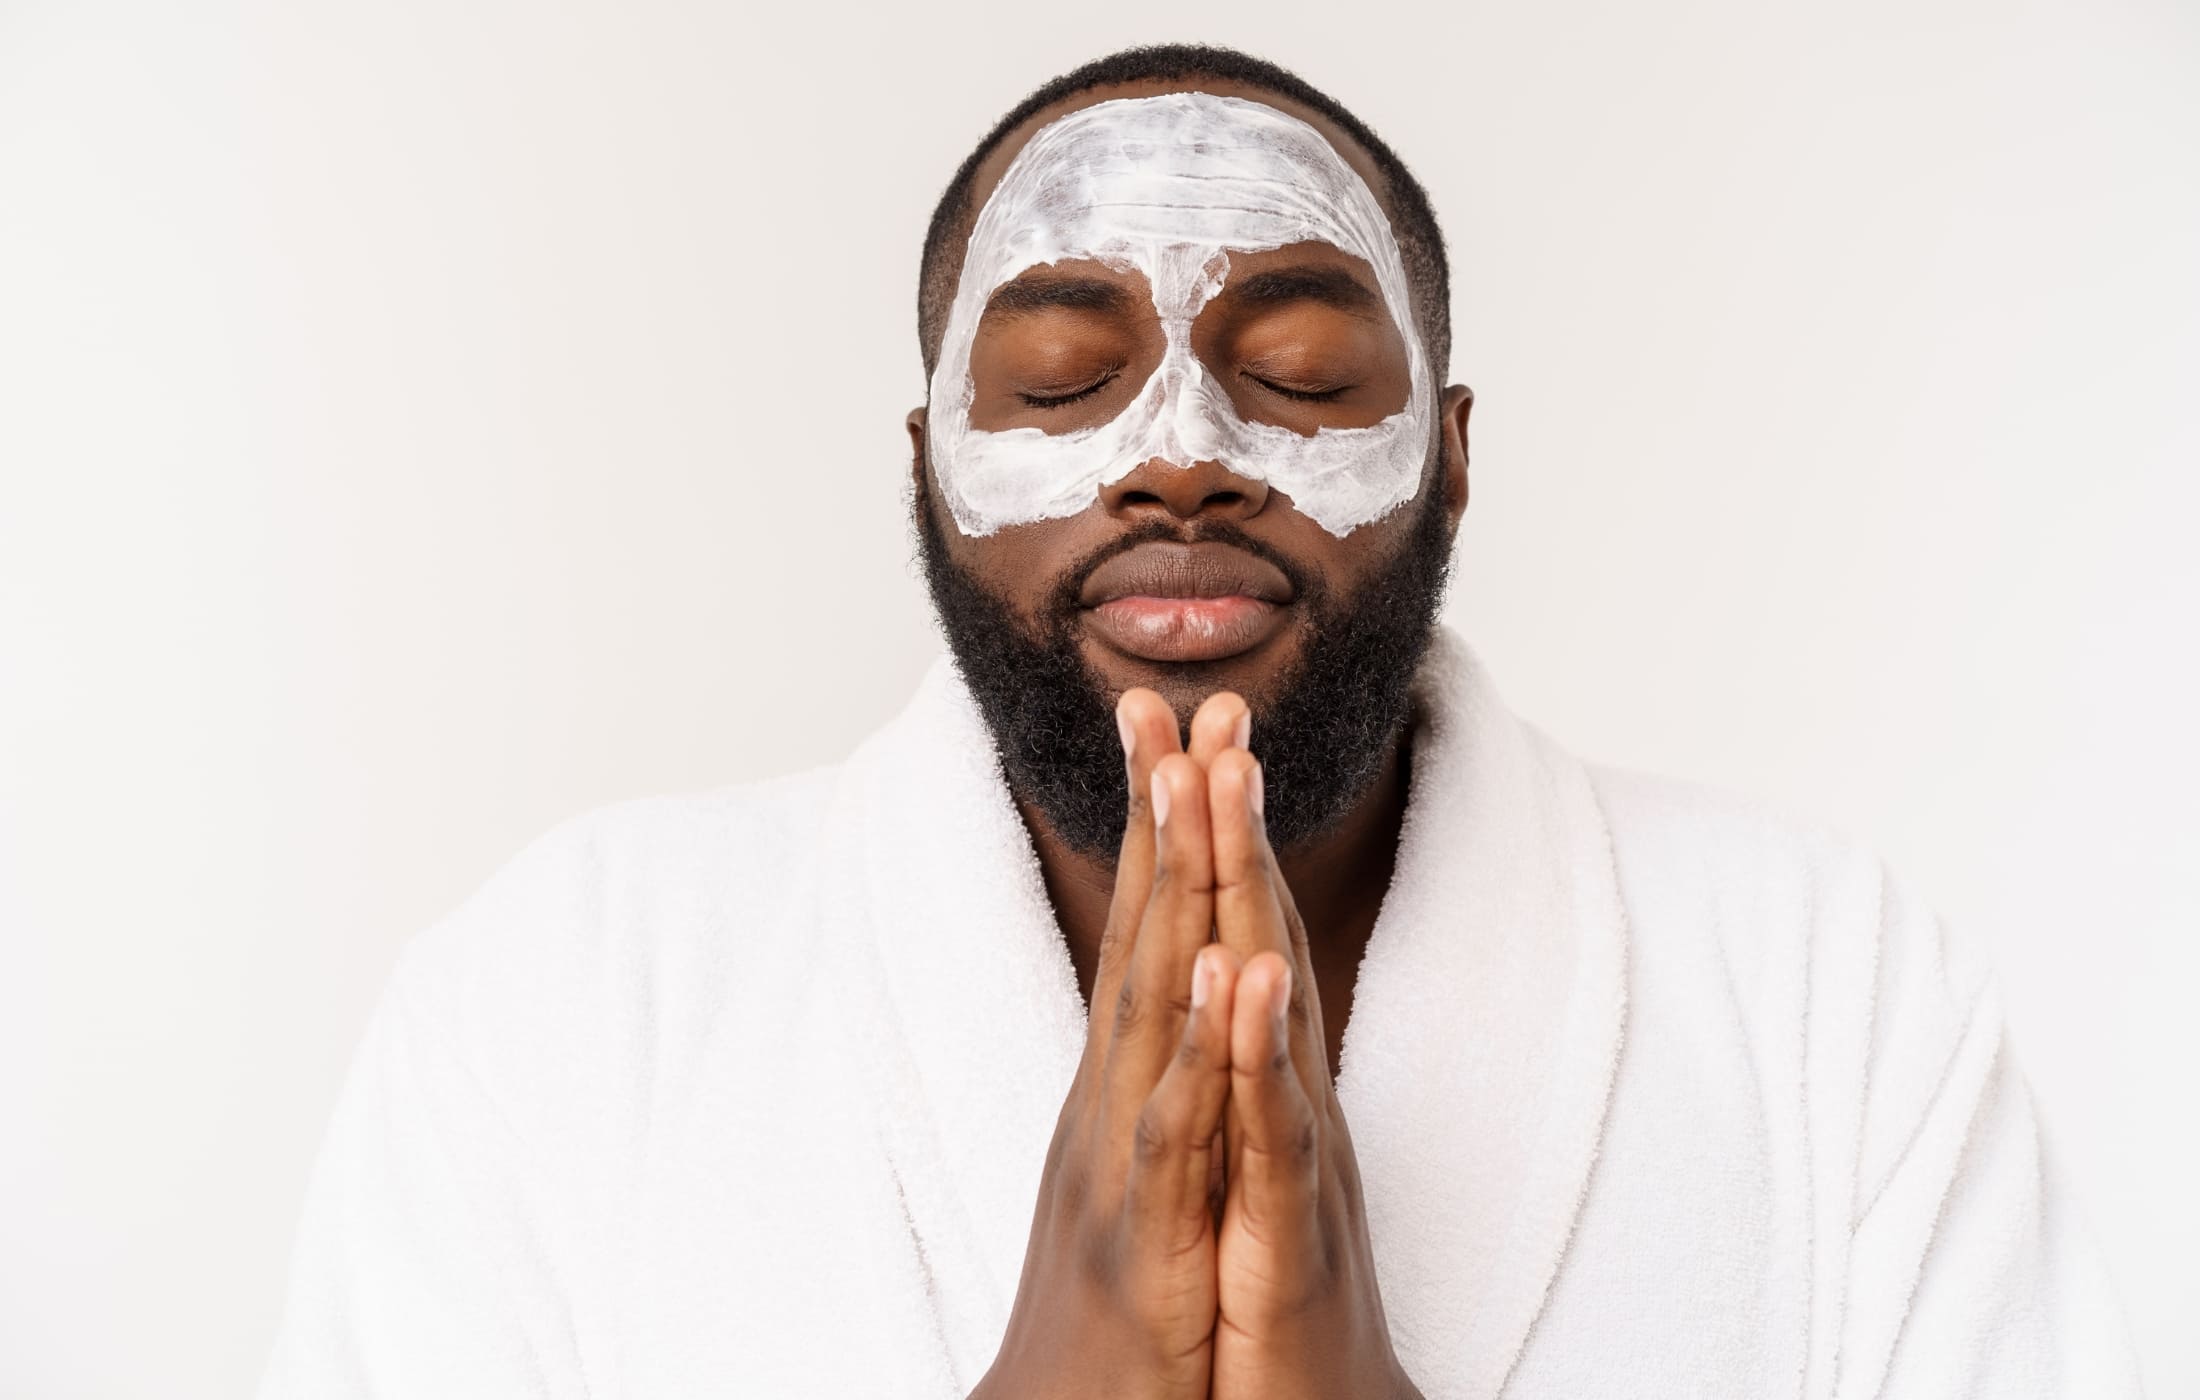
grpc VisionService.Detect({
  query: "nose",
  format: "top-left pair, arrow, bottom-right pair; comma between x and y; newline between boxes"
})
1099,455 -> 1271,523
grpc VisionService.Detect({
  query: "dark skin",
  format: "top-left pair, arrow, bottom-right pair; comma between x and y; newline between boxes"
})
906,77 -> 1474,1400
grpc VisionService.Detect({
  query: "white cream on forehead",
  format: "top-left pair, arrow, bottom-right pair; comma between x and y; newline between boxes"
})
925,90 -> 1434,539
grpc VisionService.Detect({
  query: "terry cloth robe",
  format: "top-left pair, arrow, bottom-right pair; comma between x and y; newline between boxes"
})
256,625 -> 2142,1399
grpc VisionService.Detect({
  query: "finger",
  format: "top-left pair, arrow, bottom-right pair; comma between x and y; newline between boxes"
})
1123,942 -> 1240,1258
1225,952 -> 1324,1273
1209,749 -> 1328,1096
1185,690 -> 1250,771
1207,748 -> 1287,969
1107,752 -> 1217,1109
1087,687 -> 1184,1064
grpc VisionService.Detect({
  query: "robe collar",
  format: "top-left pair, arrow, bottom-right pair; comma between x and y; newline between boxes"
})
836,625 -> 1629,1397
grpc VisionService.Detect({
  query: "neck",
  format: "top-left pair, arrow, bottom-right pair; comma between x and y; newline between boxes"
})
1020,718 -> 1416,1025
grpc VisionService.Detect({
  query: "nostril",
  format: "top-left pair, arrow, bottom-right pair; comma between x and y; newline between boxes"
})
1205,492 -> 1245,507
1120,490 -> 1163,505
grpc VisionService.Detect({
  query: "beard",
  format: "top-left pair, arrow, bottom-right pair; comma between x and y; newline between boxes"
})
914,460 -> 1455,861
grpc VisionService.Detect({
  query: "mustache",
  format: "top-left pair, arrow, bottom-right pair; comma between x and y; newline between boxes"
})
1040,519 -> 1322,622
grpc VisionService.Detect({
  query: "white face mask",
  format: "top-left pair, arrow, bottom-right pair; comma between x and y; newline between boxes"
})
925,90 -> 1436,540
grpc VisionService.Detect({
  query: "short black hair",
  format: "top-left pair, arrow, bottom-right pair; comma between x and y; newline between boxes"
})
915,43 -> 1451,390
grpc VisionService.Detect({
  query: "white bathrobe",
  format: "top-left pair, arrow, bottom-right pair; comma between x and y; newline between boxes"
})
256,627 -> 2141,1398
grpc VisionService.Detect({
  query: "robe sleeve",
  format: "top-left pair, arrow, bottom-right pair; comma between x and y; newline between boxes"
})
1831,869 -> 2144,1398
255,823 -> 605,1400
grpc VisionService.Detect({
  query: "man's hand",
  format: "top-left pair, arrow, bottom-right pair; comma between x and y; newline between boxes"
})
972,688 -> 1420,1400
969,688 -> 1249,1400
1193,693 -> 1425,1400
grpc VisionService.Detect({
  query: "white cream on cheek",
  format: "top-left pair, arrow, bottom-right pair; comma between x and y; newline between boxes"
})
926,91 -> 1434,539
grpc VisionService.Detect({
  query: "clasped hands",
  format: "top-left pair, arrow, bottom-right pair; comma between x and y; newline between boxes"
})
971,690 -> 1422,1400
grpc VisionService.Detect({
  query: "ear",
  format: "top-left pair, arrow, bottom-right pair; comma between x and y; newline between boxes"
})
905,405 -> 930,504
1439,384 -> 1473,534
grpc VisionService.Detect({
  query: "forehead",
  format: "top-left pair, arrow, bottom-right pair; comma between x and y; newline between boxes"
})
959,78 -> 1398,263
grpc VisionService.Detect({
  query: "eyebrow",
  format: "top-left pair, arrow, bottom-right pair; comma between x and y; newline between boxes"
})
982,276 -> 1139,320
979,263 -> 1384,322
1222,264 -> 1384,320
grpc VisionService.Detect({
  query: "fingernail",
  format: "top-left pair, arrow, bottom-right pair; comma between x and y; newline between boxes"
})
1233,709 -> 1251,752
1248,763 -> 1265,819
1191,951 -> 1212,1010
1116,704 -> 1135,761
1270,967 -> 1291,1021
1150,770 -> 1170,831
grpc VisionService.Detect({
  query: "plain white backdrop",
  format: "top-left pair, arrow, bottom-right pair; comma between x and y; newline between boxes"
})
2,0 -> 2194,1395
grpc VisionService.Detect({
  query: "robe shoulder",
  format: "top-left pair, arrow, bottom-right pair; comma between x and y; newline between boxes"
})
256,766 -> 848,1399
1582,756 -> 1991,1193
386,762 -> 847,1126
1572,759 -> 2142,1397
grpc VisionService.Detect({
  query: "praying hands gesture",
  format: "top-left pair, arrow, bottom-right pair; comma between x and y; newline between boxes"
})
969,689 -> 1423,1400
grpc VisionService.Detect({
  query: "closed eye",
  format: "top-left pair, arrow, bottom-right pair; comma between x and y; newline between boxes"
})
1246,373 -> 1350,403
1017,372 -> 1117,409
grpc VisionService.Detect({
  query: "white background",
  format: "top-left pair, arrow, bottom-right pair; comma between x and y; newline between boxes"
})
2,0 -> 2194,1395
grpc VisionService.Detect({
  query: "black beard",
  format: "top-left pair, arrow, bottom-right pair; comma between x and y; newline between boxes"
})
914,466 -> 1454,861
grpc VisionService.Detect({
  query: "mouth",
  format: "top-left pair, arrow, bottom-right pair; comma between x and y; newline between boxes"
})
1077,541 -> 1296,664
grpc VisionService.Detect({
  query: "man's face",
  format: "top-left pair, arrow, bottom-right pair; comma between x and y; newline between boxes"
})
943,224 -> 1427,686
909,78 -> 1471,858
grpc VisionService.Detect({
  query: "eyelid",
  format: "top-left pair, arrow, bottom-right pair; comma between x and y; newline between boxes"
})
1016,370 -> 1119,408
1243,371 -> 1351,403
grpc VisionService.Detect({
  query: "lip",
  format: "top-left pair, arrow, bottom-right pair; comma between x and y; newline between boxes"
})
1079,542 -> 1296,664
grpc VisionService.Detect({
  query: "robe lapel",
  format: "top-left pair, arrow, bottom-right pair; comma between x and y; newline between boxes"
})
836,659 -> 1090,1387
844,627 -> 1628,1398
1338,628 -> 1630,1398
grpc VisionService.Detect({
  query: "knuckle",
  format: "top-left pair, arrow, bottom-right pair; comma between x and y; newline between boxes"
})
1214,851 -> 1269,895
1334,1149 -> 1365,1216
1151,858 -> 1212,899
1093,924 -> 1132,973
1079,1223 -> 1120,1291
1116,980 -> 1195,1043
1318,1214 -> 1349,1285
1242,1108 -> 1319,1172
1112,981 -> 1147,1038
1309,1249 -> 1343,1299
1055,1158 -> 1093,1220
1289,1117 -> 1319,1163
1131,1103 -> 1175,1166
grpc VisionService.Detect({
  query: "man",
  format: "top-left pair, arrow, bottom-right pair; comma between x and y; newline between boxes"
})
258,43 -> 2140,1399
